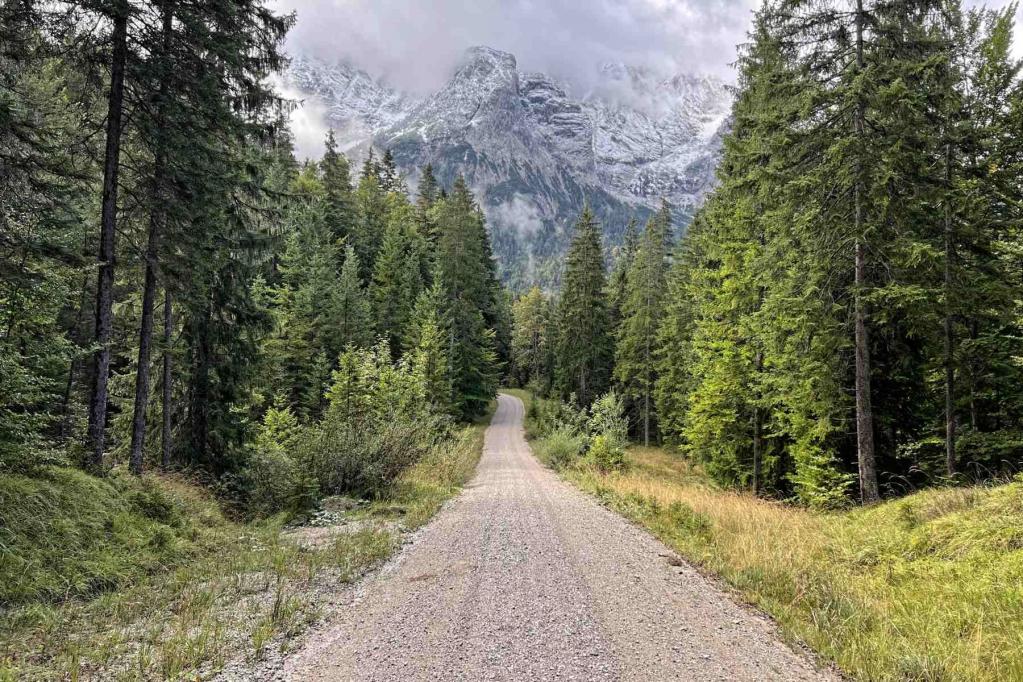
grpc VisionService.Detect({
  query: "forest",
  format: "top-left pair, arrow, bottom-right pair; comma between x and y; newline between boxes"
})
1,1 -> 508,496
513,0 -> 1023,508
3,0 -> 1023,677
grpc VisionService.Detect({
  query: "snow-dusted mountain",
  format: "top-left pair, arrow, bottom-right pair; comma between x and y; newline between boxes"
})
286,47 -> 731,287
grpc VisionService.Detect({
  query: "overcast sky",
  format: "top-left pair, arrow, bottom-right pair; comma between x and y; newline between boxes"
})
273,0 -> 764,92
274,0 -> 1022,157
275,0 -> 1021,90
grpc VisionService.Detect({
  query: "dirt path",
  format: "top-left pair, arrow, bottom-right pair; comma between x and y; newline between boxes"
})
279,393 -> 837,681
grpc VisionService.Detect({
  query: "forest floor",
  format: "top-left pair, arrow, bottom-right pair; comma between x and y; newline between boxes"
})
511,389 -> 1023,681
229,393 -> 834,681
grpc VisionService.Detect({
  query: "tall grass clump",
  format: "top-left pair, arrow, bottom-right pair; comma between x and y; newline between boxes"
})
0,468 -> 230,605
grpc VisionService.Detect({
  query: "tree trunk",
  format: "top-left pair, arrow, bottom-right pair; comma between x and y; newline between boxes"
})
854,0 -> 880,504
943,141 -> 956,476
188,309 -> 212,467
86,1 -> 129,470
60,270 -> 93,440
752,350 -> 764,496
643,330 -> 651,447
128,6 -> 174,476
162,287 -> 173,468
968,318 -> 978,430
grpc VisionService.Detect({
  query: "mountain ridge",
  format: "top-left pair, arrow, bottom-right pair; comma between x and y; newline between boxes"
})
286,47 -> 731,287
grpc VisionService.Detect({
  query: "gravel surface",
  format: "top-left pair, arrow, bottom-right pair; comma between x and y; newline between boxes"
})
278,393 -> 838,681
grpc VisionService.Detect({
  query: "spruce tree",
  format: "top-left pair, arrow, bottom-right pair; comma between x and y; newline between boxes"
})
85,0 -> 130,470
607,217 -> 639,333
615,207 -> 670,446
370,199 -> 424,357
511,287 -> 553,391
555,206 -> 612,406
321,129 -> 354,247
353,151 -> 389,274
331,245 -> 373,355
433,177 -> 500,418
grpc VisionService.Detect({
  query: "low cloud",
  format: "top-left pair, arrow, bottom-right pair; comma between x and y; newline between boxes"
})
490,195 -> 545,236
273,76 -> 331,162
273,0 -> 761,94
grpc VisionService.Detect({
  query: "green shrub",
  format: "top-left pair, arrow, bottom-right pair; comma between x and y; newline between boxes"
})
298,412 -> 441,499
587,433 -> 626,472
537,426 -> 586,469
240,406 -> 310,517
585,391 -> 627,471
588,390 -> 628,444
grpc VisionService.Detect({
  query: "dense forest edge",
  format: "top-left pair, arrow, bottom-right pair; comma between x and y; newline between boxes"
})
2,0 -> 506,676
3,0 -> 1023,679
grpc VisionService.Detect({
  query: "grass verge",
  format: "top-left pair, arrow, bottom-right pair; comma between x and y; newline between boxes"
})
516,390 -> 1023,681
0,412 -> 489,680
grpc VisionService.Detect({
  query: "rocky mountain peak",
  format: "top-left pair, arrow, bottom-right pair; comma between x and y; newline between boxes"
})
286,46 -> 731,287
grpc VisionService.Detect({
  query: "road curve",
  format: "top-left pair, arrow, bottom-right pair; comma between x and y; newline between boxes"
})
281,393 -> 837,681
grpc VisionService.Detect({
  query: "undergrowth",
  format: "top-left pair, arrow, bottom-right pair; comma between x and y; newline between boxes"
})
0,411 -> 488,680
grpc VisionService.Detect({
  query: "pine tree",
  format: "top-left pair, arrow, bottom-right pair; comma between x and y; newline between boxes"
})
321,129 -> 354,246
353,151 -> 389,274
370,198 -> 424,356
511,287 -> 553,390
607,217 -> 639,332
615,206 -> 670,445
85,0 -> 130,470
378,148 -> 404,194
433,177 -> 500,418
123,0 -> 291,472
0,4 -> 86,471
411,301 -> 453,414
415,163 -> 441,242
555,206 -> 612,406
332,245 -> 374,355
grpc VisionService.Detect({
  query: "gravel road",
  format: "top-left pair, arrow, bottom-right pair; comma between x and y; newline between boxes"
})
280,393 -> 838,681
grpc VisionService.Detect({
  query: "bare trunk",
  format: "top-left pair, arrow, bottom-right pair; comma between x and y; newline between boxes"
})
129,225 -> 161,474
129,6 -> 174,475
752,350 -> 763,496
855,239 -> 879,503
188,309 -> 212,466
968,319 -> 978,430
86,2 -> 129,470
162,287 -> 173,468
943,141 -> 956,476
60,270 -> 92,439
643,329 -> 651,447
854,0 -> 879,504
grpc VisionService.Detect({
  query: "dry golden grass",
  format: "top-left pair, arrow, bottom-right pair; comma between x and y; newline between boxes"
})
559,445 -> 1023,681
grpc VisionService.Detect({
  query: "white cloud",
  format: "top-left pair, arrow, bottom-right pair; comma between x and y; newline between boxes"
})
273,0 -> 760,93
273,76 -> 331,162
